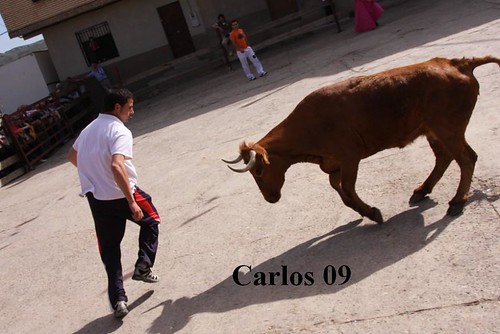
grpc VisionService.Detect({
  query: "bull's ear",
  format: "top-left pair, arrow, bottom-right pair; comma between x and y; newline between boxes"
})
251,143 -> 270,165
240,141 -> 270,165
239,141 -> 251,152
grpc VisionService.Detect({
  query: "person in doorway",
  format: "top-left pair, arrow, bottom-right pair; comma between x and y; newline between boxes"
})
87,62 -> 112,89
229,19 -> 267,81
67,88 -> 161,318
354,0 -> 384,33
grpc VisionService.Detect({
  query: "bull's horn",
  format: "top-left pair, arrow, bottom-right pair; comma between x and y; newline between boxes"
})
227,150 -> 256,173
221,154 -> 243,164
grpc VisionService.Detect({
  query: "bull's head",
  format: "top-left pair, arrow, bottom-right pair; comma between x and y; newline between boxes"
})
223,142 -> 287,203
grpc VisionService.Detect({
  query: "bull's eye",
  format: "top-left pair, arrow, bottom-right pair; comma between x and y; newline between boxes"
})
254,167 -> 263,177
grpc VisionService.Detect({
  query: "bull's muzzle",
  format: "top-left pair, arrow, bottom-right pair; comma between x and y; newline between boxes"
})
264,192 -> 281,203
222,150 -> 256,173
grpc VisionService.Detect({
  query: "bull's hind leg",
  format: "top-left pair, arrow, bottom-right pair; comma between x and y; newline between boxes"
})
446,142 -> 477,216
410,137 -> 453,204
429,132 -> 477,216
329,161 -> 383,224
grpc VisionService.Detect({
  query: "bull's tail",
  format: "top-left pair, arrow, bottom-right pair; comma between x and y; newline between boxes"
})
451,55 -> 500,74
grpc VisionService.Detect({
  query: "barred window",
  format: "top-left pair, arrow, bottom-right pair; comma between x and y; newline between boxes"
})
76,22 -> 119,66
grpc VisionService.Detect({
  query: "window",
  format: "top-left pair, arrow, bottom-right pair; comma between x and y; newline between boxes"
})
76,22 -> 119,66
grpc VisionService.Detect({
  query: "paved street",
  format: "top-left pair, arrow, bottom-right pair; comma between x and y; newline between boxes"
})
0,0 -> 499,333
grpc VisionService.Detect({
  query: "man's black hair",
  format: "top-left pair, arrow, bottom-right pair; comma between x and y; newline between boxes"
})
102,88 -> 133,114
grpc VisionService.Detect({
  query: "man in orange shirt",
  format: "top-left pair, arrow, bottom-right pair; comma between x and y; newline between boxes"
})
229,19 -> 267,81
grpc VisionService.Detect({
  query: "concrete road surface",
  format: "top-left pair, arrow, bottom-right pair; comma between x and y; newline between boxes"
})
0,0 -> 499,333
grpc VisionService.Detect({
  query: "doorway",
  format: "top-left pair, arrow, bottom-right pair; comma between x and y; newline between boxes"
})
157,2 -> 195,58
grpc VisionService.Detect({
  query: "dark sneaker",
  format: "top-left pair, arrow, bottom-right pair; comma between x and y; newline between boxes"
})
114,301 -> 128,318
259,71 -> 268,77
132,266 -> 159,283
249,76 -> 256,81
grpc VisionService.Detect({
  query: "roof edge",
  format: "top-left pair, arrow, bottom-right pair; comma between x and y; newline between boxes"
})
9,0 -> 121,39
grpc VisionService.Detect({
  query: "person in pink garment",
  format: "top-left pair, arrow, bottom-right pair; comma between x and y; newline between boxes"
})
354,0 -> 384,33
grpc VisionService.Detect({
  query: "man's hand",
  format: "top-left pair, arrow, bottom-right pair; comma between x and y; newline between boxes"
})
111,154 -> 141,220
129,201 -> 144,221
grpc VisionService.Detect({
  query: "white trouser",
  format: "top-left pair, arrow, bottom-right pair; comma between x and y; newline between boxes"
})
236,46 -> 265,79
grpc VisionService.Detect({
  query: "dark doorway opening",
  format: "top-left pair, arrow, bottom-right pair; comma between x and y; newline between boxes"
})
157,2 -> 196,58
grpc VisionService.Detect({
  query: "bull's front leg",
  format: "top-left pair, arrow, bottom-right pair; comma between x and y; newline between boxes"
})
329,162 -> 383,224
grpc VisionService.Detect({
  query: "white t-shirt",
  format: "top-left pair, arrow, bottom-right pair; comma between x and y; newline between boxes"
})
73,113 -> 138,200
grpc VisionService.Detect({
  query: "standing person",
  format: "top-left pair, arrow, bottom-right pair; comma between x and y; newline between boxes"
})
67,88 -> 161,319
354,0 -> 384,33
212,14 -> 233,56
229,19 -> 267,81
87,62 -> 112,89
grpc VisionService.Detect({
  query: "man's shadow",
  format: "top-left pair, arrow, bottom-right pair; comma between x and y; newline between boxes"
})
73,290 -> 154,334
147,200 -> 457,333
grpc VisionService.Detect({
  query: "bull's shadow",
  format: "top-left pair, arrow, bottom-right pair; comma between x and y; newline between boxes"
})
147,200 -> 456,333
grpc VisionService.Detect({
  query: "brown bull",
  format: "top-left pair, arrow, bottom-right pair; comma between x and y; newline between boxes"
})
223,56 -> 500,223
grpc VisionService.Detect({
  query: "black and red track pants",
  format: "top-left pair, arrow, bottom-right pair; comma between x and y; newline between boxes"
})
86,186 -> 160,306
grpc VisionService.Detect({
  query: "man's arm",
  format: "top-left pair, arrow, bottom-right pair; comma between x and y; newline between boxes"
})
243,30 -> 251,47
111,154 -> 143,221
67,147 -> 78,167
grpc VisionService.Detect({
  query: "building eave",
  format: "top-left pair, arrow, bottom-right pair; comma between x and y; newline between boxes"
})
8,0 -> 121,40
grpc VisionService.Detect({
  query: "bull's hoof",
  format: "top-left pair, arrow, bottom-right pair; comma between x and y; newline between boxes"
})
369,207 -> 384,224
409,190 -> 428,205
447,203 -> 464,216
